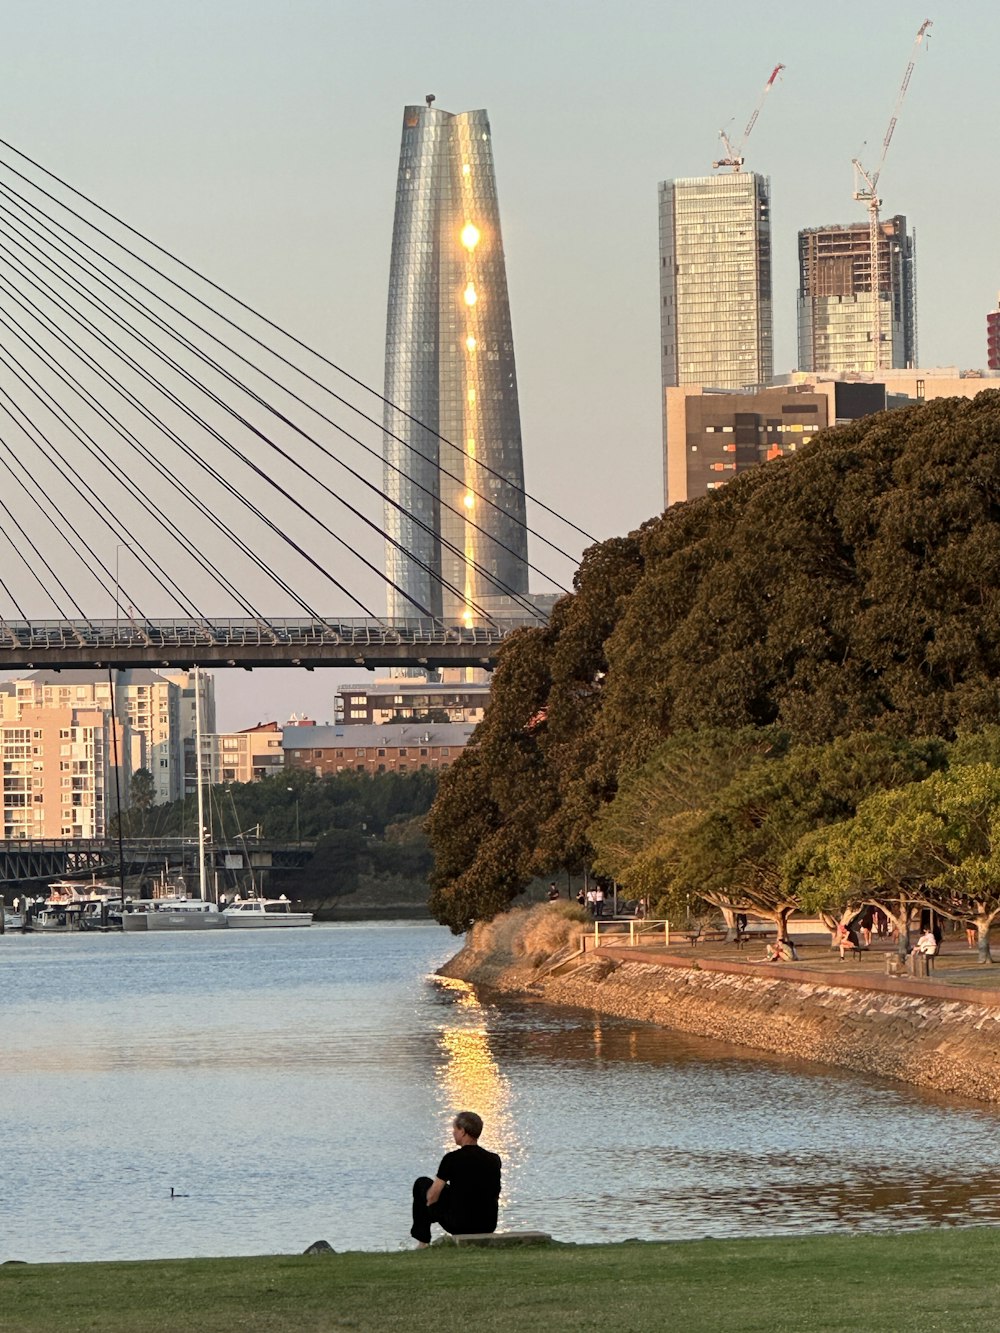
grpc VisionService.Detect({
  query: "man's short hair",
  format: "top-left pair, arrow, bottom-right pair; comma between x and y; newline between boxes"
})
454,1111 -> 483,1140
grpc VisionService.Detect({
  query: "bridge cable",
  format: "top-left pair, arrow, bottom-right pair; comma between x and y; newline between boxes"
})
0,272 -> 354,622
0,339 -> 214,620
0,244 -> 440,624
0,443 -> 83,619
0,276 -> 291,620
0,571 -> 30,621
0,181 -> 572,597
0,279 -> 242,621
0,186 -> 559,618
0,221 -> 504,624
0,137 -> 598,548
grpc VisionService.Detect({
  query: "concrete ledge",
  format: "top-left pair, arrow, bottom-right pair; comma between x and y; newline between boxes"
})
433,1231 -> 553,1248
597,946 -> 1000,1008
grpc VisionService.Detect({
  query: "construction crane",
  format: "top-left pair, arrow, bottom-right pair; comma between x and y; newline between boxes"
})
852,19 -> 932,371
713,64 -> 785,172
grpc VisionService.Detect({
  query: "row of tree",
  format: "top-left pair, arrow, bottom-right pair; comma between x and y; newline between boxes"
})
426,393 -> 1000,936
590,726 -> 1000,964
117,768 -> 438,843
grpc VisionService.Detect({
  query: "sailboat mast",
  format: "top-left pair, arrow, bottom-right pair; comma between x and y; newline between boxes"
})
194,666 -> 209,902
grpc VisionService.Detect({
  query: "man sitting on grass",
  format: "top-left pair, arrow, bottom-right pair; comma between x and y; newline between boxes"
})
411,1111 -> 502,1248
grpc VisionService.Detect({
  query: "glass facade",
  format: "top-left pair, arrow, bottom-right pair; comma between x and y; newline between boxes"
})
383,104 -> 528,624
659,173 -> 773,392
797,217 -> 916,374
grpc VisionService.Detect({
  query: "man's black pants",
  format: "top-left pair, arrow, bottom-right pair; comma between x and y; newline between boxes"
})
411,1175 -> 456,1244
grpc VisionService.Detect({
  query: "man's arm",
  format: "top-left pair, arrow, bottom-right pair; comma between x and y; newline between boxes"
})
426,1176 -> 446,1206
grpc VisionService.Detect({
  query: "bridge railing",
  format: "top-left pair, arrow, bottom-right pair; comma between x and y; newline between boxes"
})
0,616 -> 546,652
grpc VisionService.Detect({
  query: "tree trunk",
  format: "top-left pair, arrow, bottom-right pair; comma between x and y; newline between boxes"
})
776,905 -> 792,943
978,919 -> 993,966
894,895 -> 910,961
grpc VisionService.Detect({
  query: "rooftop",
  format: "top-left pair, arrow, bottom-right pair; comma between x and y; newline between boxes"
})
283,721 -> 476,750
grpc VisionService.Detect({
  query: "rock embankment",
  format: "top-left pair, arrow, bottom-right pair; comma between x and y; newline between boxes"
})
442,906 -> 1000,1104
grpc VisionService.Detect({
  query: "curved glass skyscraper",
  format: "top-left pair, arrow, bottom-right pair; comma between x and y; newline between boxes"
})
383,101 -> 528,624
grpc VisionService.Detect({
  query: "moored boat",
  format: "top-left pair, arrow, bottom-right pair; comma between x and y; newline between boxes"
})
32,904 -> 71,932
123,898 -> 228,932
222,896 -> 312,928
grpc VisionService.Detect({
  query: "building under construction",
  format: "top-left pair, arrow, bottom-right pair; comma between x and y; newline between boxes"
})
797,217 -> 916,375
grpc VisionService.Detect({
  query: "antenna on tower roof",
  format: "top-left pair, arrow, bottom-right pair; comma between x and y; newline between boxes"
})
425,93 -> 436,108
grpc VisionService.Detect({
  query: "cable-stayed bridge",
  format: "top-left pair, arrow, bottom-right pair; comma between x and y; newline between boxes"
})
0,135 -> 593,672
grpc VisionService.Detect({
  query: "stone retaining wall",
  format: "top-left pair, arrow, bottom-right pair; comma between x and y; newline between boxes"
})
445,938 -> 1000,1104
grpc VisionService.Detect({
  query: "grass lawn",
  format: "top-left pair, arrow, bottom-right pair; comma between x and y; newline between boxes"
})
3,1228 -> 1000,1333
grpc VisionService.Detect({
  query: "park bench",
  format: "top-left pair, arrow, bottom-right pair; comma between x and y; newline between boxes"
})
733,924 -> 776,950
680,925 -> 728,946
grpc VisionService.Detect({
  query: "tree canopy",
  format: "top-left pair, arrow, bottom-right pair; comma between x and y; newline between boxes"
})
427,392 -> 1000,931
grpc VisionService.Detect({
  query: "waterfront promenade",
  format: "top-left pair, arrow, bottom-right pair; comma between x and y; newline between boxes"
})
591,926 -> 1000,1006
445,905 -> 1000,1106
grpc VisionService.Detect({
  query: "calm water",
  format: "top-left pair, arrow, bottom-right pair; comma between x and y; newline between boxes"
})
2,921 -> 1000,1262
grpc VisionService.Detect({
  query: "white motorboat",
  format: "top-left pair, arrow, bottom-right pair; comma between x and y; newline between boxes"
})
222,896 -> 312,928
32,905 -> 72,932
35,883 -> 124,932
123,898 -> 228,932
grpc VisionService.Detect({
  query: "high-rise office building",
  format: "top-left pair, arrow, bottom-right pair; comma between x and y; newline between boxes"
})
797,217 -> 916,374
658,173 -> 774,393
382,100 -> 528,625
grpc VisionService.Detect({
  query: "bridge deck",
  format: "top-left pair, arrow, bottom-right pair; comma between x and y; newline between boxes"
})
0,617 -> 543,669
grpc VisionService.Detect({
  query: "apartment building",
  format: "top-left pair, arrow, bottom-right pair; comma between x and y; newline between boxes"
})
200,721 -> 284,785
1,705 -> 128,840
10,669 -> 188,805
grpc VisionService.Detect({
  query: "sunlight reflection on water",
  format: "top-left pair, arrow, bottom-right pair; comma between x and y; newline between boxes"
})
1,923 -> 999,1261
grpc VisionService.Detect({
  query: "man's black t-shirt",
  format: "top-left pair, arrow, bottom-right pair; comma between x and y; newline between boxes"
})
435,1144 -> 502,1234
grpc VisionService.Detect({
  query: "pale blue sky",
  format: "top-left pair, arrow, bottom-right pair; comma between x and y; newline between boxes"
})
1,1 -> 994,727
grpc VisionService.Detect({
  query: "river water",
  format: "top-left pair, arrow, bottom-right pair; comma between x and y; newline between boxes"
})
3,920 -> 1000,1262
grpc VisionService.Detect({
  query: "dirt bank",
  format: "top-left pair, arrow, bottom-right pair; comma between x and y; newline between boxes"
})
441,906 -> 1000,1104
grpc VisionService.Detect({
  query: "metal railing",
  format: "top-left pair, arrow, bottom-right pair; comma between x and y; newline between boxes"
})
584,918 -> 671,949
0,615 -> 544,652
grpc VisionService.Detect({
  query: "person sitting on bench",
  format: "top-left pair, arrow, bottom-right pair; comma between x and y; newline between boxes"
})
411,1111 -> 502,1248
912,928 -> 938,958
835,922 -> 861,959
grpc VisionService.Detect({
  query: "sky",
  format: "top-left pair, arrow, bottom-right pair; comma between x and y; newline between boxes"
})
0,0 -> 996,729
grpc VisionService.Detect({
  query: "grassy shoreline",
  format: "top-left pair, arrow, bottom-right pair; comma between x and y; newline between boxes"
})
5,1228 -> 1000,1332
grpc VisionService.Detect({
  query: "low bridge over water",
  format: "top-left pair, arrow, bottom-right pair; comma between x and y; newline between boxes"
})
0,836 -> 313,887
